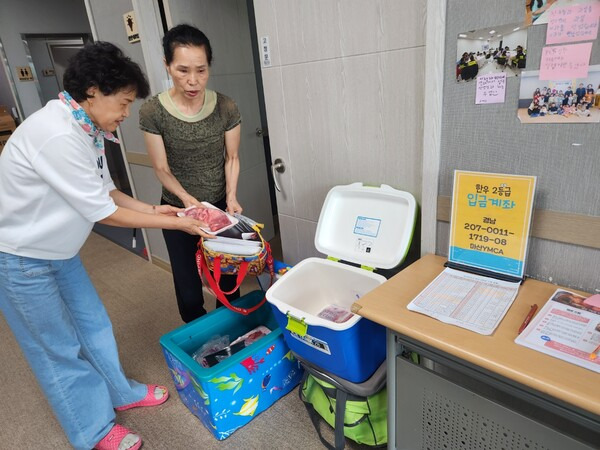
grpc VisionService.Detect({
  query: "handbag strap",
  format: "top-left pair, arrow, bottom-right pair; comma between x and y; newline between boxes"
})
197,241 -> 275,315
201,225 -> 269,296
211,255 -> 250,295
202,240 -> 273,295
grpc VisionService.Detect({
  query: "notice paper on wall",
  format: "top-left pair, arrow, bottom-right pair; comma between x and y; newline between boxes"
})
539,42 -> 593,80
546,2 -> 600,45
515,289 -> 600,373
476,73 -> 507,105
407,267 -> 520,335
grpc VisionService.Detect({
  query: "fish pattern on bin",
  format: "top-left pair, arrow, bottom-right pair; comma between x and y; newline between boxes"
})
162,336 -> 303,440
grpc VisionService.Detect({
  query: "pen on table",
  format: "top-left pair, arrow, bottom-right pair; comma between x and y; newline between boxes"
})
589,343 -> 600,360
518,304 -> 538,334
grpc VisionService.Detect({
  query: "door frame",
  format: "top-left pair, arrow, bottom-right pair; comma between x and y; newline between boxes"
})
421,0 -> 447,256
45,38 -> 87,91
246,0 -> 278,218
0,36 -> 24,123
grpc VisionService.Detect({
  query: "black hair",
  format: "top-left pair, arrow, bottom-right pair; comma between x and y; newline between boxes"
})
63,41 -> 149,102
162,24 -> 212,66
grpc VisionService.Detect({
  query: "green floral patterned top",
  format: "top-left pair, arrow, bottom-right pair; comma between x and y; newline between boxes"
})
139,89 -> 241,206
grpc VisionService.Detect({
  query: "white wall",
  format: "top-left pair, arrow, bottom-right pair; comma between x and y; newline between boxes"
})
254,0 -> 427,264
0,0 -> 91,118
457,39 -> 488,58
499,28 -> 527,51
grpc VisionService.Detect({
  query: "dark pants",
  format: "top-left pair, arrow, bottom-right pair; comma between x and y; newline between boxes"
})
161,198 -> 240,323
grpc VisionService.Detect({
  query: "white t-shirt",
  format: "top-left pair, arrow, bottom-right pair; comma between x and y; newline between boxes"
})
0,100 -> 117,259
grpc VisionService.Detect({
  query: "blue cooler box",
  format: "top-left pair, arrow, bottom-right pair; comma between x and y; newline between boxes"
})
160,291 -> 303,440
266,183 -> 416,383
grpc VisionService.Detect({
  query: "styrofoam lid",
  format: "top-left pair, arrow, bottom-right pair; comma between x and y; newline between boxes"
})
314,183 -> 417,269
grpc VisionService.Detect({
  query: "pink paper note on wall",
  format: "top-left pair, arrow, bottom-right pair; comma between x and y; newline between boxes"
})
475,73 -> 506,105
547,2 -> 600,45
539,42 -> 593,80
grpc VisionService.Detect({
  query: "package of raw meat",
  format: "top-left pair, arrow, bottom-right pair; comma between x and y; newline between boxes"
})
317,304 -> 355,323
177,202 -> 239,235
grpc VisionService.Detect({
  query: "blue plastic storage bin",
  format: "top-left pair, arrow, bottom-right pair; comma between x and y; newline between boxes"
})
266,183 -> 416,383
267,258 -> 387,383
270,298 -> 386,383
160,290 -> 303,440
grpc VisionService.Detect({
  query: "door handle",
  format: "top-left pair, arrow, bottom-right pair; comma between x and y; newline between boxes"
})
271,158 -> 285,192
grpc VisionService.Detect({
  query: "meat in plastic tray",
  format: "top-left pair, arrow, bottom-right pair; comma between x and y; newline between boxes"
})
177,202 -> 239,235
317,304 -> 355,323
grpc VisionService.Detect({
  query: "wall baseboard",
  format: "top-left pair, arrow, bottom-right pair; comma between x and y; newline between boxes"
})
151,254 -> 172,273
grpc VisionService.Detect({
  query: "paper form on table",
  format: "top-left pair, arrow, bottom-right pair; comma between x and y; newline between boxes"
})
407,267 -> 520,335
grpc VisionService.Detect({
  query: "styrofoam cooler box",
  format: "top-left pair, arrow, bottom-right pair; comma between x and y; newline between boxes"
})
160,290 -> 303,440
267,183 -> 416,383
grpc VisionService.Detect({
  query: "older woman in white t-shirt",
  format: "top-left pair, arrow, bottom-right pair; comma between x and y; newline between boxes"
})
0,42 -> 210,450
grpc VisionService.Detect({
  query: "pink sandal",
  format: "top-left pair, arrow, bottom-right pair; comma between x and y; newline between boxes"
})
115,384 -> 169,411
94,424 -> 141,450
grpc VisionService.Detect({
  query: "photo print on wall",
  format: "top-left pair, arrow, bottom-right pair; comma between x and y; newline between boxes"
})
525,0 -> 597,26
456,22 -> 528,83
518,64 -> 600,123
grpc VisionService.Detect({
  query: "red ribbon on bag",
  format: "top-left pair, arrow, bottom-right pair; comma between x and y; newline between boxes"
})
196,241 -> 274,315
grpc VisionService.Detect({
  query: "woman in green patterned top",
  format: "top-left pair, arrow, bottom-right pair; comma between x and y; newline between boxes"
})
139,24 -> 242,322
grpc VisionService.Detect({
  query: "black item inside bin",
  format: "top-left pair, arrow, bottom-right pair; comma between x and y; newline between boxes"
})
203,340 -> 247,367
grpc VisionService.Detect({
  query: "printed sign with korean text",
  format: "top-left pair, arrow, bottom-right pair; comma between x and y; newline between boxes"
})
449,171 -> 537,278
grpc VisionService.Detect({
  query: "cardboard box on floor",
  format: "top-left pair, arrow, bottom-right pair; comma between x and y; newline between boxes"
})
0,105 -> 16,154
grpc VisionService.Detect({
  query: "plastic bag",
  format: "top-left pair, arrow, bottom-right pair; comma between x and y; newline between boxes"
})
231,325 -> 271,347
219,213 -> 260,240
190,327 -> 272,368
192,335 -> 230,368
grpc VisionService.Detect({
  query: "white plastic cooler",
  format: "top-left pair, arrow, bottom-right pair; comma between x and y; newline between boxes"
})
266,183 -> 416,382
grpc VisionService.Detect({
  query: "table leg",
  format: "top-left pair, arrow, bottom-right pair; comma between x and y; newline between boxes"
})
387,329 -> 397,449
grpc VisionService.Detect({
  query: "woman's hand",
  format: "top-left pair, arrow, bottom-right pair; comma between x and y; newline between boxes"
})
153,204 -> 181,216
176,216 -> 215,238
180,193 -> 204,209
226,198 -> 243,215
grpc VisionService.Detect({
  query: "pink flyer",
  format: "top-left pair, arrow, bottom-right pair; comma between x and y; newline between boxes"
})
547,2 -> 600,45
476,73 -> 507,105
539,42 -> 593,80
